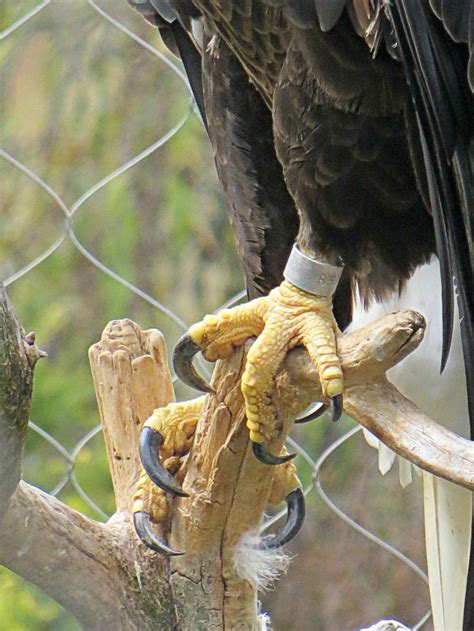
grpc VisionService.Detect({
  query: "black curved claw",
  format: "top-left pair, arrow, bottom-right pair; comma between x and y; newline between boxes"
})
330,394 -> 343,423
260,488 -> 306,549
133,511 -> 184,556
252,441 -> 296,466
173,333 -> 214,393
295,402 -> 328,424
139,427 -> 189,497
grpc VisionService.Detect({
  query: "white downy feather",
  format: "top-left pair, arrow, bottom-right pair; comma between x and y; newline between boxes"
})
352,258 -> 472,630
233,531 -> 292,591
360,620 -> 411,631
233,532 -> 292,630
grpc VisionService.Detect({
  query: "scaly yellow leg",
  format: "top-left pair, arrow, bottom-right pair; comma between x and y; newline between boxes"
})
143,397 -> 205,460
188,302 -> 268,361
177,280 -> 343,461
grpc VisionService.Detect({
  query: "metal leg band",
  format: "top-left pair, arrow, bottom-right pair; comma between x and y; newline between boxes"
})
283,244 -> 344,297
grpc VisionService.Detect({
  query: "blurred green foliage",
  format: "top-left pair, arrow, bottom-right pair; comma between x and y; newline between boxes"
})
0,2 -> 429,629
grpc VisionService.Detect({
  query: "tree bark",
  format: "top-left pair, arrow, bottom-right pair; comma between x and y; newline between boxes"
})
0,286 -> 44,517
1,306 -> 471,629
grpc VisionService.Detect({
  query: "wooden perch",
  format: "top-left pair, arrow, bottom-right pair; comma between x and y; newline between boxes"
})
281,309 -> 474,490
0,305 -> 472,629
88,319 -> 174,513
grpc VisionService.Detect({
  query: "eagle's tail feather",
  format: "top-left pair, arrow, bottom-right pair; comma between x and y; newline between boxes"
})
423,473 -> 472,631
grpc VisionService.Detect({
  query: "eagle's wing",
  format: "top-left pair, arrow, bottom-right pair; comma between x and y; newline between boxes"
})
380,0 -> 474,419
201,32 -> 300,299
429,0 -> 474,90
355,8 -> 474,627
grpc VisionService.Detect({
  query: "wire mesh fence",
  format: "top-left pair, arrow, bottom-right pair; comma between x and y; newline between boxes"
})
1,2 -> 431,628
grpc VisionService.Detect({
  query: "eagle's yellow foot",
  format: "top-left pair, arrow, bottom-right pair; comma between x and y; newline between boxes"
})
134,397 -> 204,554
136,423 -> 306,554
174,280 -> 343,464
139,396 -> 205,496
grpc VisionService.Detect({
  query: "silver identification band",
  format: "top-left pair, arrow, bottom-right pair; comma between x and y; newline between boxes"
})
283,244 -> 344,297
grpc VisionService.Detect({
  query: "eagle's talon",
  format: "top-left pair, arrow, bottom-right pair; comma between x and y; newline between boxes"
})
133,511 -> 184,556
252,441 -> 296,465
173,333 -> 214,393
260,488 -> 305,549
139,427 -> 189,497
330,395 -> 343,423
295,402 -> 328,424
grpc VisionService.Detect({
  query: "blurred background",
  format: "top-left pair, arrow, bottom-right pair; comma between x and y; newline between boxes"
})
0,2 -> 430,629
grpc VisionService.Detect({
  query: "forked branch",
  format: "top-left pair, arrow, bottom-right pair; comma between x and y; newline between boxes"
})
0,306 -> 471,630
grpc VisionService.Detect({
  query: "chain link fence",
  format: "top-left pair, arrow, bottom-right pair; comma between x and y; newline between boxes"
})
1,2 -> 430,628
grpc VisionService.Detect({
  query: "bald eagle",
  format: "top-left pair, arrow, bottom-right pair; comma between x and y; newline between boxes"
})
129,1 -> 473,628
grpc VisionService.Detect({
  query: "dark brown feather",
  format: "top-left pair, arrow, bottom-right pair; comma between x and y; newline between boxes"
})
201,30 -> 299,298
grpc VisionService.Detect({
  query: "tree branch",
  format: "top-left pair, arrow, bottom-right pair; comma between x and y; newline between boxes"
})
0,482 -> 128,628
0,481 -> 177,630
0,286 -> 44,517
345,382 -> 474,489
88,319 -> 175,512
0,315 -> 177,630
280,309 -> 474,489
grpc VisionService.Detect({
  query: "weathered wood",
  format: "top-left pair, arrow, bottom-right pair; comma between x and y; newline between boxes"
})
1,308 -> 471,631
88,319 -> 175,512
0,286 -> 44,518
0,316 -> 178,630
281,309 -> 474,490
